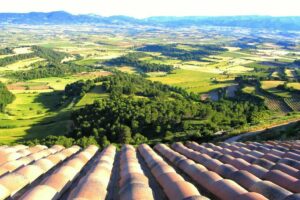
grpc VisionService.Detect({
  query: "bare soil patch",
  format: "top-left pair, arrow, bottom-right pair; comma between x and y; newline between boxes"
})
75,71 -> 112,78
7,82 -> 50,90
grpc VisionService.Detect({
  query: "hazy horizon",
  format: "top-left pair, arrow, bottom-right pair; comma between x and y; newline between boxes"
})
1,11 -> 300,18
0,0 -> 299,18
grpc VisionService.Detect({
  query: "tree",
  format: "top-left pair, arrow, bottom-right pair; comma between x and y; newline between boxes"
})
64,79 -> 95,100
24,135 -> 75,148
0,82 -> 15,112
118,125 -> 132,144
132,133 -> 148,145
76,136 -> 98,148
99,135 -> 110,148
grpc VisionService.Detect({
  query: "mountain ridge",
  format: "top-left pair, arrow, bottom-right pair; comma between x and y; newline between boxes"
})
1,11 -> 300,30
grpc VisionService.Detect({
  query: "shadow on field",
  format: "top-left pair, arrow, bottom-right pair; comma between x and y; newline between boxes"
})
33,91 -> 62,111
259,61 -> 289,67
16,91 -> 71,143
17,110 -> 72,143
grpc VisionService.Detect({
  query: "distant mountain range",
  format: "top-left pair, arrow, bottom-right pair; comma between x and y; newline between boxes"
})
1,11 -> 300,30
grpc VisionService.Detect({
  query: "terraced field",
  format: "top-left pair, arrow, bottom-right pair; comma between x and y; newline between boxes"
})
260,81 -> 300,112
0,140 -> 300,200
242,85 -> 293,113
284,97 -> 300,111
256,89 -> 292,113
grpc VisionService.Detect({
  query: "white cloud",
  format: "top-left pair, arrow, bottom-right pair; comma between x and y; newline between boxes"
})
0,0 -> 299,18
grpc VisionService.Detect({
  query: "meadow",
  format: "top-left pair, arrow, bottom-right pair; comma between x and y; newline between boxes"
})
76,85 -> 109,107
288,82 -> 300,90
0,85 -> 68,142
149,69 -> 234,93
0,57 -> 43,72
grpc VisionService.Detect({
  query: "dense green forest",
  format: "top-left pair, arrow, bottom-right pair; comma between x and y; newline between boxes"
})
0,48 -> 13,55
31,46 -> 68,63
99,72 -> 194,99
137,44 -> 227,61
105,53 -> 174,72
0,53 -> 35,67
24,135 -> 98,148
68,73 -> 267,145
11,63 -> 90,81
0,82 -> 15,112
63,79 -> 95,100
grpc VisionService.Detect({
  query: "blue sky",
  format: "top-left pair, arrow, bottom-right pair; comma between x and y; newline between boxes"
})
0,0 -> 299,18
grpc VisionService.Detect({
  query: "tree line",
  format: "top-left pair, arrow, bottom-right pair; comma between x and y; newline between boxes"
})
0,48 -> 13,55
0,53 -> 36,67
105,53 -> 174,72
31,46 -> 68,64
0,82 -> 15,112
62,79 -> 95,101
0,45 -> 69,68
137,44 -> 227,61
10,63 -> 90,81
23,135 -> 99,149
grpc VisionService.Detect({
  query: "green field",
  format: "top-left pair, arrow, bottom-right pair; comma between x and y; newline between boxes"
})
0,120 -> 70,144
30,73 -> 108,91
242,86 -> 255,94
287,82 -> 300,90
0,57 -> 44,72
76,85 -> 109,107
30,77 -> 88,91
74,59 -> 100,66
5,92 -> 60,118
0,90 -> 71,144
149,69 -> 234,93
261,81 -> 295,98
261,81 -> 285,90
